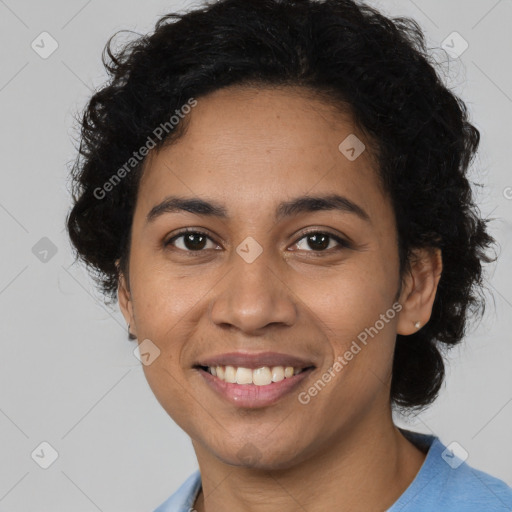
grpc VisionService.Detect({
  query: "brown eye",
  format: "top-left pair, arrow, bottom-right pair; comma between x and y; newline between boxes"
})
293,231 -> 350,252
165,231 -> 218,252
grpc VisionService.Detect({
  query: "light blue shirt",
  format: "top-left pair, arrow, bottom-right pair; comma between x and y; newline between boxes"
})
153,430 -> 512,511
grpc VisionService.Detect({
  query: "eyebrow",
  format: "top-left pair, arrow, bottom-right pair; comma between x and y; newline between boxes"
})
145,193 -> 371,224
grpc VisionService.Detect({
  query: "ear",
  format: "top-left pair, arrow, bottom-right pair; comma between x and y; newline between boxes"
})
396,247 -> 442,335
116,259 -> 137,338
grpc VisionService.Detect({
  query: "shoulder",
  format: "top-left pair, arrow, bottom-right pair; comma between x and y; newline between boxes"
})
437,454 -> 512,510
152,470 -> 202,512
390,431 -> 512,512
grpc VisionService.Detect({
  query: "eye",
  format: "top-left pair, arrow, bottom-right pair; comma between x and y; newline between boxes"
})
164,228 -> 351,254
164,229 -> 219,252
291,230 -> 351,253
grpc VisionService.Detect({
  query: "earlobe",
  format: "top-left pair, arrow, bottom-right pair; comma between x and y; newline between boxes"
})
396,248 -> 442,336
116,260 -> 136,337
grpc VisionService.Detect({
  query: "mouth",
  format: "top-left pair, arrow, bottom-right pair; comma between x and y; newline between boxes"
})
192,352 -> 316,408
195,364 -> 313,385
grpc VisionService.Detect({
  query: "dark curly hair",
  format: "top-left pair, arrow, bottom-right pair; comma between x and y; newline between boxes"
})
66,0 -> 496,410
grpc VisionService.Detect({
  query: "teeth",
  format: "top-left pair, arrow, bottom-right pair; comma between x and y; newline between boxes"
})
224,365 -> 236,383
206,365 -> 304,385
236,367 -> 253,384
271,366 -> 285,382
253,367 -> 272,386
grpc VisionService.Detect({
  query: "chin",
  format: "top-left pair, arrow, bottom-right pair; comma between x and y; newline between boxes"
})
211,438 -> 310,471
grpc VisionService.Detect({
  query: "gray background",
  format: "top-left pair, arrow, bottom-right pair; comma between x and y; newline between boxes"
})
0,0 -> 511,510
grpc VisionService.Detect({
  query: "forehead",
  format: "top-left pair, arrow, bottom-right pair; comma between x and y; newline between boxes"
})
135,85 -> 389,225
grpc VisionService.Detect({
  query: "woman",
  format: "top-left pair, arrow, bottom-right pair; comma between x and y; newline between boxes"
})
66,0 -> 512,510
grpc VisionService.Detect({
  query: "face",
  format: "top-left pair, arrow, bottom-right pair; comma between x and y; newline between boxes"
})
119,85 -> 414,470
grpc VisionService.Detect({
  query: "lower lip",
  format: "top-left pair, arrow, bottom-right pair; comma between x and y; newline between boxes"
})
197,368 -> 314,408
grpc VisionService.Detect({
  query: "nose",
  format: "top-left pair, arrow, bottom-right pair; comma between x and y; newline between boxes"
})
209,247 -> 298,334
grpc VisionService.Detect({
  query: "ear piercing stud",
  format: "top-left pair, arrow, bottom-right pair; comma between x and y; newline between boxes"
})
414,321 -> 421,329
128,323 -> 136,340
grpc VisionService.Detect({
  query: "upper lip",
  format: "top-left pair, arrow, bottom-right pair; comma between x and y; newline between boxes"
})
195,351 -> 316,370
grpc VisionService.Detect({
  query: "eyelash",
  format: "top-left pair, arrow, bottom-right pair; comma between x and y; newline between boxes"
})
163,228 -> 351,255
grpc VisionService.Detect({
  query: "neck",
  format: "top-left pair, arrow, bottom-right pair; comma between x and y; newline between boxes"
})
191,408 -> 426,512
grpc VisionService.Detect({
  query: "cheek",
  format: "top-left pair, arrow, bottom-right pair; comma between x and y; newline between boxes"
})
141,362 -> 204,435
301,262 -> 397,340
128,261 -> 200,397
298,256 -> 399,393
130,256 -> 210,330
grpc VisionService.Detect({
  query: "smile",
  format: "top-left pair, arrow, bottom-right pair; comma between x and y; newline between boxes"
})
194,354 -> 316,408
199,365 -> 306,385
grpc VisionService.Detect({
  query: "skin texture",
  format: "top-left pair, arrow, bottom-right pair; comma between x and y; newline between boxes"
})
118,85 -> 442,512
